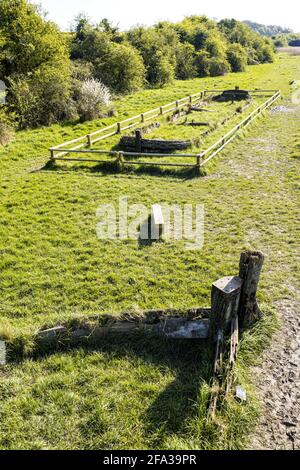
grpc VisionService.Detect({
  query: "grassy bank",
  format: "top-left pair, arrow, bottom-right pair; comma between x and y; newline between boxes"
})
0,54 -> 299,449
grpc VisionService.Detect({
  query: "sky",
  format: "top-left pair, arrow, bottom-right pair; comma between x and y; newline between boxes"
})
34,0 -> 300,32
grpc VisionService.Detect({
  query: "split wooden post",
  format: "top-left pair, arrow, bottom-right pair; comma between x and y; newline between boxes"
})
209,275 -> 243,418
211,275 -> 243,336
238,251 -> 265,327
135,130 -> 142,153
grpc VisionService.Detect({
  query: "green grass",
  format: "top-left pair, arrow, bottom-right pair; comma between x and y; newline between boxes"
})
0,53 -> 299,450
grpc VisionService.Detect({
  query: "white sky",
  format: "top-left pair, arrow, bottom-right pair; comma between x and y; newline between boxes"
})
34,0 -> 300,32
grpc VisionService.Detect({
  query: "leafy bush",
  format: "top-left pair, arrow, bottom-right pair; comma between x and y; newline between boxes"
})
0,108 -> 15,146
208,57 -> 231,76
9,68 -> 72,128
95,43 -> 146,94
227,44 -> 248,72
127,26 -> 175,87
77,79 -> 111,121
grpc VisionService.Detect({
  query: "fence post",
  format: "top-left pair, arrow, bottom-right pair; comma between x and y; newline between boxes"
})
196,156 -> 201,175
135,130 -> 142,153
160,107 -> 164,115
50,149 -> 55,160
87,134 -> 92,147
117,123 -> 121,134
211,276 -> 243,337
141,114 -> 145,123
189,95 -> 193,104
238,251 -> 265,327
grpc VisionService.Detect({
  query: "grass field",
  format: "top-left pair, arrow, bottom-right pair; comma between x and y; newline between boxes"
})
0,53 -> 299,450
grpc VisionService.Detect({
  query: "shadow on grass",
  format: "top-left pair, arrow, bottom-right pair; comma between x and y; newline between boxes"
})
35,158 -> 205,180
28,332 -> 212,443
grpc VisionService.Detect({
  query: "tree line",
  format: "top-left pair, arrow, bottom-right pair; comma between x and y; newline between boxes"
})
0,0 -> 276,143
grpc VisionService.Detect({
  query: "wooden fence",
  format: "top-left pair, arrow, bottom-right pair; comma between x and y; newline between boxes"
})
0,251 -> 265,418
49,89 -> 281,173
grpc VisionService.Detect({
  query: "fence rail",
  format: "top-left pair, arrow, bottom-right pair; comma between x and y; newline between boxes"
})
50,91 -> 205,156
49,89 -> 281,173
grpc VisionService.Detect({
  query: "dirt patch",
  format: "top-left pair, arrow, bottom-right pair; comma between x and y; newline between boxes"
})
249,296 -> 300,450
270,105 -> 294,114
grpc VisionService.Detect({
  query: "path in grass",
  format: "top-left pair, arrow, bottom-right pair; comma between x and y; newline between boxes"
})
212,101 -> 300,450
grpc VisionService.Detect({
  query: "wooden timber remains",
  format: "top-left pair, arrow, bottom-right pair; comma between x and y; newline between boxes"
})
1,251 -> 265,420
120,130 -> 192,153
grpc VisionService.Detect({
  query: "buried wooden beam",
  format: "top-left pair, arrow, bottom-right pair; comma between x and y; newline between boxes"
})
36,317 -> 211,346
238,251 -> 265,327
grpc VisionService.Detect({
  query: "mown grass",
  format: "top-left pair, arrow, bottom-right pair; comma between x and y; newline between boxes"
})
0,53 -> 299,450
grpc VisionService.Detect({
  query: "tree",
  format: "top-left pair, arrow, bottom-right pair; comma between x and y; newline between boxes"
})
127,26 -> 175,87
0,0 -> 71,128
218,19 -> 275,65
175,43 -> 197,79
0,0 -> 70,79
94,43 -> 146,94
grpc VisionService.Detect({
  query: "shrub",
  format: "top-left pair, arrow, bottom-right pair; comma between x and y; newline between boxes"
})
77,79 -> 111,121
95,43 -> 145,94
0,108 -> 15,146
147,50 -> 175,87
227,43 -> 248,72
195,51 -> 211,77
208,57 -> 231,76
9,68 -> 72,128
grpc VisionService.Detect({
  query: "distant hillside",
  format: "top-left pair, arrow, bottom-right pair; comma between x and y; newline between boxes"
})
243,20 -> 293,37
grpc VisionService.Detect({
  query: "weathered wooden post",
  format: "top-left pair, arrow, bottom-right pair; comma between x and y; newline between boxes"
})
238,250 -> 265,327
211,275 -> 243,336
209,275 -> 243,416
87,134 -> 92,147
135,130 -> 142,153
117,122 -> 121,134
